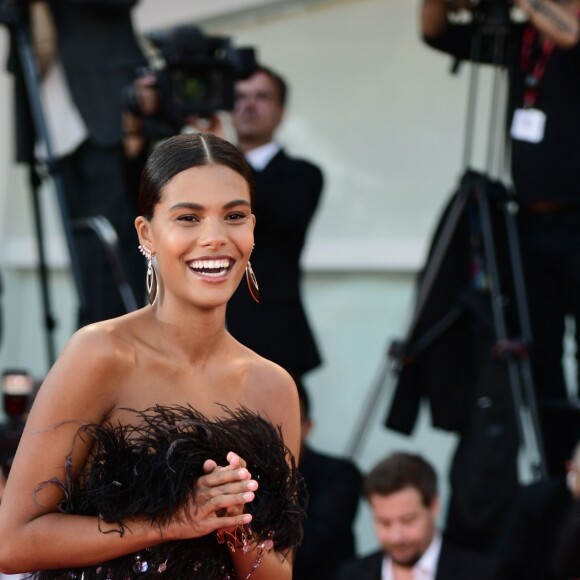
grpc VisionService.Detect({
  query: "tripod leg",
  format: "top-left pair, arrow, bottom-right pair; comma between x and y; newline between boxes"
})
13,20 -> 88,319
73,216 -> 138,313
502,201 -> 547,477
345,354 -> 397,459
476,184 -> 547,478
28,166 -> 57,366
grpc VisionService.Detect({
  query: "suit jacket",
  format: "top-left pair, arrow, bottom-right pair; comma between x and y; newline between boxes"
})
553,497 -> 580,578
49,0 -> 145,147
293,446 -> 362,580
494,476 -> 572,580
8,0 -> 145,161
226,149 -> 323,377
337,541 -> 501,580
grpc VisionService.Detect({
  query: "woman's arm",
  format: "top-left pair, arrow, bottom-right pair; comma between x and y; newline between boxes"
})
0,328 -> 255,574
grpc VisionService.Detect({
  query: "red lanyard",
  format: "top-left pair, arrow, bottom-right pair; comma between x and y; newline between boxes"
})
520,24 -> 555,108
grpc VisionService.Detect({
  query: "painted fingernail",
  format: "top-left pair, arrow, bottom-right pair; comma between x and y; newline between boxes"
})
243,492 -> 254,501
243,514 -> 252,523
247,480 -> 258,491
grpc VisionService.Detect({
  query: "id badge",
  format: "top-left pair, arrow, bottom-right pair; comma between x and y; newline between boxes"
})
510,108 -> 546,143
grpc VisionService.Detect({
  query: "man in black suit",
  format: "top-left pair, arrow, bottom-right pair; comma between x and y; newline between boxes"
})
493,439 -> 580,579
226,66 -> 324,380
338,452 -> 501,580
293,382 -> 362,580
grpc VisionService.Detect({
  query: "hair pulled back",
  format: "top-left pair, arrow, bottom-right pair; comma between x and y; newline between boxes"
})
138,132 -> 254,219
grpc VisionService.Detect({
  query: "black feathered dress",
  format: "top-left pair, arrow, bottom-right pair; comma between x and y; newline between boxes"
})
29,405 -> 305,580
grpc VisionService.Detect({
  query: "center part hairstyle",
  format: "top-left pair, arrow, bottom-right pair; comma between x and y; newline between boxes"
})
138,132 -> 255,219
363,452 -> 438,507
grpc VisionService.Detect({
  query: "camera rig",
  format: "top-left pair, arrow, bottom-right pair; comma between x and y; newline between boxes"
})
123,24 -> 258,129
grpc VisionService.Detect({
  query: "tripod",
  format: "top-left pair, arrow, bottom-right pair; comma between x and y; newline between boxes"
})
346,2 -> 547,483
1,1 -> 138,367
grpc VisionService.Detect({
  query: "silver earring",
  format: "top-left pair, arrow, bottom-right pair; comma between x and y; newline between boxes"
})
138,244 -> 158,305
246,261 -> 259,304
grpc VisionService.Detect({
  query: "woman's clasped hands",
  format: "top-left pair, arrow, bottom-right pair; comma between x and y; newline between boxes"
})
164,451 -> 258,542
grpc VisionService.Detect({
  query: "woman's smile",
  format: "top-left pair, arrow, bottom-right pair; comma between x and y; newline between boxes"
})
187,256 -> 235,281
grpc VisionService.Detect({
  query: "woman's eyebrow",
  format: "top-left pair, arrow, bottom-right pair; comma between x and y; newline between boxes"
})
169,200 -> 251,211
169,199 -> 251,211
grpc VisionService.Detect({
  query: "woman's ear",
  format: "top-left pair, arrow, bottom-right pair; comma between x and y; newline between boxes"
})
135,216 -> 152,248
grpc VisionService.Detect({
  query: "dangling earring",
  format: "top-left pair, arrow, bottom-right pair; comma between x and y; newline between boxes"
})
246,261 -> 260,304
138,244 -> 158,305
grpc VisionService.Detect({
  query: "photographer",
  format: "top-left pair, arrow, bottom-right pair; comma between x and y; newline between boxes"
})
421,0 -> 580,478
8,0 -> 148,327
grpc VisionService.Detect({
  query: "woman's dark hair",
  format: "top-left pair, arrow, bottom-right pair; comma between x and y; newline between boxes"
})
138,132 -> 254,219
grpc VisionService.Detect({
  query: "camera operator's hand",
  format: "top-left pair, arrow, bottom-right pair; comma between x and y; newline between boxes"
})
422,0 -> 472,39
182,113 -> 227,139
566,457 -> 580,499
132,72 -> 159,117
122,72 -> 160,159
513,0 -> 580,48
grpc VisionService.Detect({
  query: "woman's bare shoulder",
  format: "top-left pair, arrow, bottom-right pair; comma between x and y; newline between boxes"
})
237,347 -> 297,398
37,314 -> 144,410
240,351 -> 299,429
61,316 -> 139,369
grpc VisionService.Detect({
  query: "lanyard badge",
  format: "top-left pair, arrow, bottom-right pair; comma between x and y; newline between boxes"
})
510,25 -> 554,143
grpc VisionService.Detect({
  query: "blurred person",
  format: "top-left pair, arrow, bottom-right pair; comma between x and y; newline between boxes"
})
337,452 -> 500,580
225,65 -> 324,381
421,0 -> 580,477
553,445 -> 580,577
293,382 -> 362,580
495,438 -> 580,579
8,0 -> 148,327
0,133 -> 304,579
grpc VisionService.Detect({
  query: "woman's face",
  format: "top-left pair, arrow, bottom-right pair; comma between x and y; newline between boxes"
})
137,163 -> 255,310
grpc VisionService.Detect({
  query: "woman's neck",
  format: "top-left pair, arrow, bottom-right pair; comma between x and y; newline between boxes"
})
147,301 -> 230,363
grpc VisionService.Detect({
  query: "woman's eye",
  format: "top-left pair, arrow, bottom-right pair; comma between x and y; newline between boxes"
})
177,215 -> 198,223
226,212 -> 248,221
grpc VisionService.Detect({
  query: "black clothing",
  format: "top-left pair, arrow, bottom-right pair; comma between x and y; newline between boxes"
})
337,541 -> 501,580
30,405 -> 305,580
293,445 -> 362,580
226,149 -> 323,378
553,497 -> 580,578
494,476 -> 572,580
49,0 -> 145,148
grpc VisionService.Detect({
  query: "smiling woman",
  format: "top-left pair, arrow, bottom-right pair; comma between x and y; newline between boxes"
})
0,133 -> 304,580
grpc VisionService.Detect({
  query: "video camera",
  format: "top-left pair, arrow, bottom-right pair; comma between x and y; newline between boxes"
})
123,24 -> 258,130
474,0 -> 512,31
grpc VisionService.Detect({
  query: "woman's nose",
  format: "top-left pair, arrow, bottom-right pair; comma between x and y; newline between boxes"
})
200,218 -> 227,248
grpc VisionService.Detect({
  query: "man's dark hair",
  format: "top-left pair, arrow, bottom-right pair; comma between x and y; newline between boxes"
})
255,64 -> 288,107
364,452 -> 438,507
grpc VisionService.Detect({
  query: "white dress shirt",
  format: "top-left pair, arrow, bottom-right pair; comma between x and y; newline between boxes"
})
35,58 -> 88,160
381,532 -> 442,580
245,141 -> 281,171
